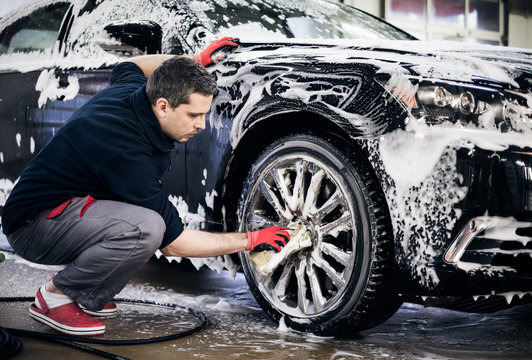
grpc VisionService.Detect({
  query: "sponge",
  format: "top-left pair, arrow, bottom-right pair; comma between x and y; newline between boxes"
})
249,223 -> 312,275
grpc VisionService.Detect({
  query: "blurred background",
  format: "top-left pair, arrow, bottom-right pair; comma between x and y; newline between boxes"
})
341,0 -> 531,48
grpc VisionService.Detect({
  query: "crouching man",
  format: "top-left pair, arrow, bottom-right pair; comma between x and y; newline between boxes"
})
1,38 -> 289,336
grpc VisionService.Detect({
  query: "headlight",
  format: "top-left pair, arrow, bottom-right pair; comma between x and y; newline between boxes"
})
381,77 -> 532,133
413,84 -> 494,124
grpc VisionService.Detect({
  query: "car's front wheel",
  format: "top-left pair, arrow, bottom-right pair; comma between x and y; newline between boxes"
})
238,134 -> 401,335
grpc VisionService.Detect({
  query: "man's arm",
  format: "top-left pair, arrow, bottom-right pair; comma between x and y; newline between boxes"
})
126,55 -> 178,78
125,37 -> 239,78
160,226 -> 291,258
160,229 -> 247,258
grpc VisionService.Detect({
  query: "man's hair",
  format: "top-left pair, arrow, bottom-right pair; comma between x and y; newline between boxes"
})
146,56 -> 217,108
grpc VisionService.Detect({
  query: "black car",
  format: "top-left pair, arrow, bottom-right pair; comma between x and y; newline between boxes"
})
1,0 -> 531,336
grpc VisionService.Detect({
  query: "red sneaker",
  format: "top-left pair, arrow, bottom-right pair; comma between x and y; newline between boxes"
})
29,289 -> 105,336
79,302 -> 118,318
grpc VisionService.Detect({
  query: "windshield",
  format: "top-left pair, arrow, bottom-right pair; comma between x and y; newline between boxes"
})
187,0 -> 414,41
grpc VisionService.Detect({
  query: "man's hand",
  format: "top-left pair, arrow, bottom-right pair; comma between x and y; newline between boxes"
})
247,226 -> 291,252
193,37 -> 240,67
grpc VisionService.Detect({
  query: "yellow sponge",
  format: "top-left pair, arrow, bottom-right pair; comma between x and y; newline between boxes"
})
249,223 -> 312,275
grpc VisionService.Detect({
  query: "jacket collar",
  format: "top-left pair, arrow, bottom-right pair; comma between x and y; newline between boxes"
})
131,86 -> 175,152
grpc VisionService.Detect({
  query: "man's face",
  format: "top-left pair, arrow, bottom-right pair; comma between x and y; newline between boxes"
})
158,93 -> 213,143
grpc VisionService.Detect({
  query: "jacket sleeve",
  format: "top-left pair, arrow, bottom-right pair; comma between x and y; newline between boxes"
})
110,62 -> 147,85
96,149 -> 184,248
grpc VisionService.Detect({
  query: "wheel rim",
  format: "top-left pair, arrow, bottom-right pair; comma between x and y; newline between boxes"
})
242,153 -> 358,318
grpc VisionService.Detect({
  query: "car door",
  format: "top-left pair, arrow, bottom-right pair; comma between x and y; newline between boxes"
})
0,1 -> 74,210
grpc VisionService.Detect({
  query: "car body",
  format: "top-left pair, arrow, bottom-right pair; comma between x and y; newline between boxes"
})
0,0 -> 531,335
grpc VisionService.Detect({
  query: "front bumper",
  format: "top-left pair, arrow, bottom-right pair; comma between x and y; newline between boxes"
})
398,146 -> 532,296
452,146 -> 532,275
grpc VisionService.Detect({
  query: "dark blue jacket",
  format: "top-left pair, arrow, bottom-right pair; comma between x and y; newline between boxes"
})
2,62 -> 184,248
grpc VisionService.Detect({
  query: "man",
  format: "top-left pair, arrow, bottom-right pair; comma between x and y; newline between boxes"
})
1,38 -> 290,336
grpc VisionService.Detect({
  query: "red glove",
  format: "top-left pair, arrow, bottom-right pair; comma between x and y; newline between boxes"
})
193,37 -> 240,67
247,226 -> 291,252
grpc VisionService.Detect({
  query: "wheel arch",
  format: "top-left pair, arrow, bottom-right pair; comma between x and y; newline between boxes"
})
221,109 -> 392,239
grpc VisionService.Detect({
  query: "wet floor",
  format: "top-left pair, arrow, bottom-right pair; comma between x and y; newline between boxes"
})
1,252 -> 532,360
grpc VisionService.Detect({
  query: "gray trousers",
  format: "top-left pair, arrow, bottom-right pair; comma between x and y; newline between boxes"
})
6,197 -> 166,311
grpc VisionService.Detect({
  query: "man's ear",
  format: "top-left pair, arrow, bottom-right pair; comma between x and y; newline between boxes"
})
153,98 -> 170,119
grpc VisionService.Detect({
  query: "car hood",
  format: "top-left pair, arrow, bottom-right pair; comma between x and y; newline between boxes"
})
235,39 -> 532,93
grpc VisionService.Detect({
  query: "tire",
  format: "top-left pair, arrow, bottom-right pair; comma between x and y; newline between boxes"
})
238,134 -> 401,336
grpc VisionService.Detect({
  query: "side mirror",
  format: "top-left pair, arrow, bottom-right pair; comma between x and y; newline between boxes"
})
97,20 -> 162,56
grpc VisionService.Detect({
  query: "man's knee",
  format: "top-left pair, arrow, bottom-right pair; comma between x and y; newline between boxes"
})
137,209 -> 166,254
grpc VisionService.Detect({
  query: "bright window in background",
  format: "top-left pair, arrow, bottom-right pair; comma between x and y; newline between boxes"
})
386,0 -> 503,44
390,0 -> 426,22
470,0 -> 500,31
432,0 -> 465,27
